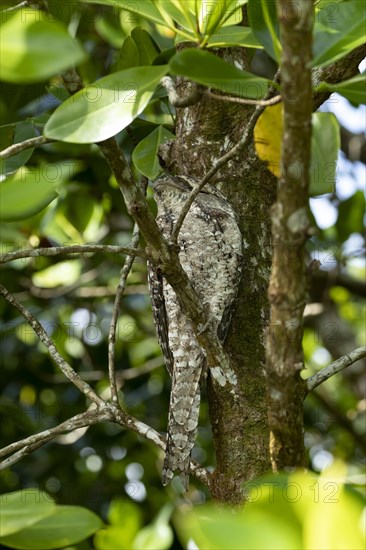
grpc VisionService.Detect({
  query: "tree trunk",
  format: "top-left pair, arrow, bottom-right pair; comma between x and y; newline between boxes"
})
164,50 -> 276,503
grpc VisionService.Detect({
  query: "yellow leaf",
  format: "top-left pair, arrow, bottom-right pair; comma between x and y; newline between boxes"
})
254,103 -> 283,177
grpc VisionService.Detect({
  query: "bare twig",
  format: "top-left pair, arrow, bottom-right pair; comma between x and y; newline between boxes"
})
108,224 -> 140,404
0,136 -> 53,160
0,410 -> 103,468
1,1 -> 28,13
306,347 -> 366,393
160,76 -> 202,107
0,284 -> 104,406
170,73 -> 280,243
205,91 -> 282,107
0,244 -> 146,264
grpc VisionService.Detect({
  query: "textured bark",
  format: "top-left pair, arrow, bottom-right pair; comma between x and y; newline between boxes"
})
266,1 -> 314,471
164,51 -> 275,502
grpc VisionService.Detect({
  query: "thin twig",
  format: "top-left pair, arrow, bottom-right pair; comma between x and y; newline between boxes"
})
0,244 -> 146,264
108,224 -> 140,404
170,73 -> 280,243
306,347 -> 366,393
205,91 -> 282,106
0,284 -> 104,406
0,136 -> 53,160
1,1 -> 28,13
0,410 -> 103,468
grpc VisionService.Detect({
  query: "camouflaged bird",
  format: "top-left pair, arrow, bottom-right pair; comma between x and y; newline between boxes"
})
148,175 -> 242,489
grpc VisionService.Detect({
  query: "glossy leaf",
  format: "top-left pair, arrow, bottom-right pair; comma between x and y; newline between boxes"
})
154,0 -> 196,32
130,28 -> 160,65
0,490 -> 55,538
82,0 -> 192,39
248,0 -> 281,62
0,167 -> 58,222
118,36 -> 140,71
207,26 -> 262,48
317,73 -> 366,106
0,506 -> 103,549
169,49 -> 269,99
44,65 -> 168,143
0,10 -> 86,83
0,122 -> 37,176
200,0 -> 247,37
118,28 -> 160,71
132,126 -> 175,180
82,0 -> 167,26
310,112 -> 340,196
313,1 -> 366,67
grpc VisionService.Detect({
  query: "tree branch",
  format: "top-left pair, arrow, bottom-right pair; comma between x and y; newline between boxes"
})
0,410 -> 103,469
0,284 -> 104,407
313,43 -> 366,110
204,90 -> 282,107
108,223 -> 140,404
99,137 -> 237,390
109,405 -> 211,487
160,76 -> 202,107
306,347 -> 366,393
266,0 -> 314,471
0,244 -> 146,264
0,136 -> 53,160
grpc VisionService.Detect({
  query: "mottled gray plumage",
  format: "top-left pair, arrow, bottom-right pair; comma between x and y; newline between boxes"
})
148,175 -> 242,489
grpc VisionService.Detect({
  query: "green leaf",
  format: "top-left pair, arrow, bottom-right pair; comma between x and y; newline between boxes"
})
207,26 -> 262,49
0,490 -> 56,537
133,523 -> 173,550
310,112 -> 340,196
107,500 -> 142,530
132,126 -> 175,179
0,122 -> 37,176
200,0 -> 247,37
154,0 -> 196,32
0,10 -> 86,83
169,49 -> 269,99
0,167 -> 57,221
94,500 -> 142,550
317,73 -> 366,106
118,36 -> 140,70
175,502 -> 301,550
0,160 -> 79,221
82,0 -> 165,25
95,16 -> 125,48
248,0 -> 281,62
94,526 -> 135,550
133,505 -> 173,550
0,506 -> 103,550
44,65 -> 168,143
313,0 -> 366,67
130,28 -> 160,65
336,191 -> 366,242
